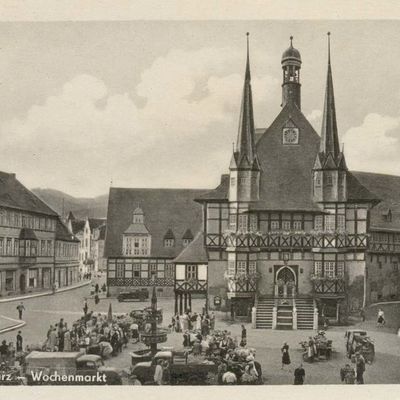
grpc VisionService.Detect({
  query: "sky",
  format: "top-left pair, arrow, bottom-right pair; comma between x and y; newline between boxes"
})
0,20 -> 399,197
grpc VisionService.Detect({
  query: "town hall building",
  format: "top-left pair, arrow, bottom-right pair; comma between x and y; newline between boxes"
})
105,33 -> 400,329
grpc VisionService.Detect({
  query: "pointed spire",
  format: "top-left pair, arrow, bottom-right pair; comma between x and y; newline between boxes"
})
235,32 -> 259,171
320,32 -> 340,158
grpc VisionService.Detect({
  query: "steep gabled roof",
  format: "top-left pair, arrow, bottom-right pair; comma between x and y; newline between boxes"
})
255,102 -> 321,211
346,172 -> 380,204
164,228 -> 175,240
71,219 -> 86,234
105,188 -> 207,258
174,232 -> 208,263
56,218 -> 80,242
195,174 -> 229,202
0,171 -> 58,216
182,229 -> 194,240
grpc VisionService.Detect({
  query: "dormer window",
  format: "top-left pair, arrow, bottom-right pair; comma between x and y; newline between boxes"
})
326,174 -> 333,186
164,229 -> 175,247
132,206 -> 144,224
182,229 -> 194,247
164,239 -> 174,247
382,209 -> 392,222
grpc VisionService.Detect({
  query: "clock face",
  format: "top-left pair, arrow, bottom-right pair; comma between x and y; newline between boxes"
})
283,127 -> 299,144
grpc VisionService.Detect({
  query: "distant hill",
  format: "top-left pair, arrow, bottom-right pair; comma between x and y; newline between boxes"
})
32,188 -> 108,219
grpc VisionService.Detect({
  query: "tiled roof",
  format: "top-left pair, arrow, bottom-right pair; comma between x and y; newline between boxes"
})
88,218 -> 106,230
56,218 -> 80,242
163,228 -> 175,240
352,172 -> 400,231
71,220 -> 85,234
174,232 -> 208,263
0,171 -> 57,216
124,223 -> 150,235
196,175 -> 229,202
104,188 -> 207,258
182,229 -> 194,240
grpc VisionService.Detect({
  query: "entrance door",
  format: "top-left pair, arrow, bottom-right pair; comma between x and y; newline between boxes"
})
276,267 -> 296,297
19,274 -> 26,292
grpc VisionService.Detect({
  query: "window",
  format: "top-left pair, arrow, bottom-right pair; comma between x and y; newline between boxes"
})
393,262 -> 399,272
166,264 -> 174,278
238,214 -> 248,231
324,215 -> 335,231
270,221 -> 280,231
237,261 -> 247,275
293,221 -> 302,230
132,263 -> 140,278
314,216 -> 323,230
0,238 -> 3,255
186,265 -> 197,280
164,239 -> 174,247
282,221 -> 291,231
336,261 -> 345,277
326,174 -> 333,186
29,269 -> 38,288
150,264 -> 157,279
5,271 -> 14,291
229,214 -> 236,230
314,261 -> 323,277
228,260 -> 235,276
249,214 -> 258,232
6,238 -> 12,255
183,238 -> 191,247
378,261 -> 382,269
230,177 -> 236,187
248,261 -> 256,275
13,239 -> 19,256
337,215 -> 345,231
116,264 -> 124,278
324,261 -> 335,278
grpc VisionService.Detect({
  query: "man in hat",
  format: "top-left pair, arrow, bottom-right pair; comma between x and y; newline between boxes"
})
16,302 -> 25,320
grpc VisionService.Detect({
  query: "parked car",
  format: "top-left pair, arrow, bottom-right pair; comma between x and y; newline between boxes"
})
24,352 -> 122,385
117,289 -> 149,302
344,329 -> 375,363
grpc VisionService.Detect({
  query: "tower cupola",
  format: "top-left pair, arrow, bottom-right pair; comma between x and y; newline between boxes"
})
281,36 -> 302,109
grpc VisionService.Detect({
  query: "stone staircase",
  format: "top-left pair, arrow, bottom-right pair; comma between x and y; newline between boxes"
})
255,298 -> 274,329
276,304 -> 293,330
295,298 -> 315,330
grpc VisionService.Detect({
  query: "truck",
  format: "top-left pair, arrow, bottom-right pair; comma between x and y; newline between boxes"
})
24,351 -> 122,385
344,329 -> 375,363
130,350 -> 217,385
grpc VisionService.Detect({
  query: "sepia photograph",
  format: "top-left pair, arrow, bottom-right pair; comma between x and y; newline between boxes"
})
0,2 -> 400,393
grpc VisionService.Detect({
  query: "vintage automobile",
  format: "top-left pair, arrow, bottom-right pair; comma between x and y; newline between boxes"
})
300,333 -> 333,362
131,350 -> 217,385
117,288 -> 149,302
344,329 -> 375,363
24,352 -> 122,385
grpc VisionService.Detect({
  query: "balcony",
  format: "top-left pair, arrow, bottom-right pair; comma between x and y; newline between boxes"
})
206,231 -> 369,251
225,274 -> 258,299
175,279 -> 207,293
312,276 -> 345,296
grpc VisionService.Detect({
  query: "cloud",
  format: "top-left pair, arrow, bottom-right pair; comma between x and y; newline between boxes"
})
0,46 -> 278,197
342,113 -> 400,174
306,109 -> 322,132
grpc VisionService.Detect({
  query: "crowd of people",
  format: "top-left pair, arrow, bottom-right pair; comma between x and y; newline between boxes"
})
170,311 -> 215,334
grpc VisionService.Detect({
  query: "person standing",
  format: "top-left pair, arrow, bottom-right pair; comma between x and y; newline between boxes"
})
241,325 -> 247,346
16,331 -> 23,352
377,308 -> 385,327
360,308 -> 366,322
154,360 -> 163,385
210,312 -> 215,331
95,283 -> 99,294
64,329 -> 72,352
16,302 -> 25,320
83,300 -> 88,316
281,342 -> 291,371
294,363 -> 305,385
355,352 -> 366,384
340,363 -> 356,384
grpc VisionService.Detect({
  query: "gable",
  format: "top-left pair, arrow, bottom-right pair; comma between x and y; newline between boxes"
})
255,103 -> 321,210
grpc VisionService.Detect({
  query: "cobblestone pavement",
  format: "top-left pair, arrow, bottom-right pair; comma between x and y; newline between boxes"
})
1,283 -> 400,384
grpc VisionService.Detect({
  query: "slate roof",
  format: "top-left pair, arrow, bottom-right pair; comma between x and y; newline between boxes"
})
0,171 -> 57,216
88,218 -> 106,231
71,220 -> 86,234
56,218 -> 80,242
182,229 -> 194,240
104,188 -> 207,258
352,171 -> 400,231
174,232 -> 208,264
195,174 -> 229,202
124,223 -> 150,235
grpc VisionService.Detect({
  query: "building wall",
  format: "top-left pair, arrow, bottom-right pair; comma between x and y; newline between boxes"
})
207,251 -> 228,310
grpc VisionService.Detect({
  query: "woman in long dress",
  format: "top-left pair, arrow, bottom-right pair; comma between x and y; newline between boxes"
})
281,342 -> 291,370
